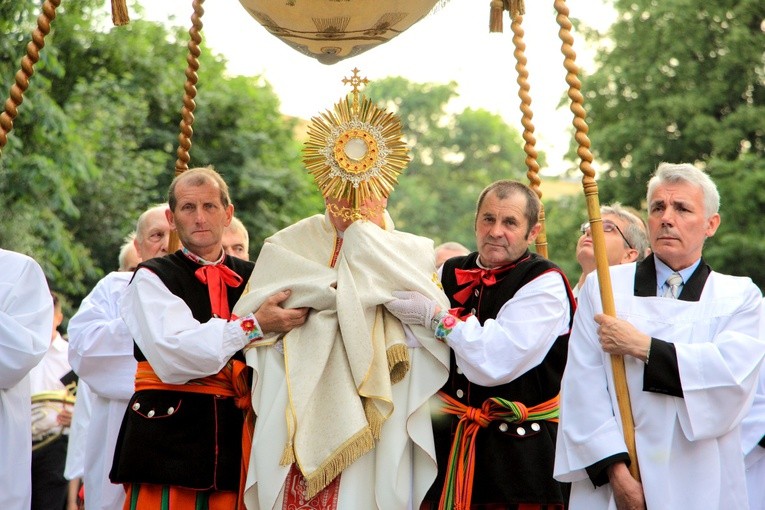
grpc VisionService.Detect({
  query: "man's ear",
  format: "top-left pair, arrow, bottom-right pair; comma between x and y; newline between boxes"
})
165,208 -> 176,229
623,248 -> 639,264
705,213 -> 721,238
526,222 -> 542,244
224,204 -> 234,227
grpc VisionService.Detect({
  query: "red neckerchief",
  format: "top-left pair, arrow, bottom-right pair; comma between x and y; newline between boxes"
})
182,248 -> 243,320
452,254 -> 529,305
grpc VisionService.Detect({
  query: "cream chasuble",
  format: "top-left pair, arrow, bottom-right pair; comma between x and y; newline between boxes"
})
232,212 -> 450,509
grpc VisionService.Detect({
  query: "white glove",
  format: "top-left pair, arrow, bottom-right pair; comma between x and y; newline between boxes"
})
385,290 -> 436,329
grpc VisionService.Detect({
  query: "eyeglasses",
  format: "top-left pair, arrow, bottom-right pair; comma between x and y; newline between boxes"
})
580,220 -> 634,249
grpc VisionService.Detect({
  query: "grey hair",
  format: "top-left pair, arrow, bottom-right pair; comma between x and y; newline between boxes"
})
601,203 -> 649,262
435,241 -> 470,255
646,162 -> 719,218
118,231 -> 137,270
226,216 -> 250,251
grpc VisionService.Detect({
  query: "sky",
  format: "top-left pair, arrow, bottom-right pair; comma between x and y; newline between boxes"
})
137,0 -> 616,176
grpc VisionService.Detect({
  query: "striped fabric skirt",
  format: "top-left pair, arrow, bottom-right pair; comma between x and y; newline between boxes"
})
123,483 -> 239,510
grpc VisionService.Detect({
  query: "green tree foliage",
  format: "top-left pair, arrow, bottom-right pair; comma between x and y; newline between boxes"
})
1,0 -> 586,311
0,0 -> 315,309
574,0 -> 765,286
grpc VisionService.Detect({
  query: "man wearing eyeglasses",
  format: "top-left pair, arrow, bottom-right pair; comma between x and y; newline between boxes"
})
555,163 -> 765,509
572,203 -> 649,298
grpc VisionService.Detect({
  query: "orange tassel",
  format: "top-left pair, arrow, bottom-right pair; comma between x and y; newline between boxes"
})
510,0 -> 526,18
111,0 -> 129,26
489,0 -> 505,33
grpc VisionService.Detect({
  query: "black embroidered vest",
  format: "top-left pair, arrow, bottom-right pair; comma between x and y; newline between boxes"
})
428,250 -> 575,505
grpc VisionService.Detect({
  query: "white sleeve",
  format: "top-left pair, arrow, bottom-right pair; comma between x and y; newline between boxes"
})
68,273 -> 136,400
0,253 -> 52,389
444,271 -> 571,386
554,279 -> 627,482
675,282 -> 765,440
119,268 -> 250,384
742,364 -> 765,456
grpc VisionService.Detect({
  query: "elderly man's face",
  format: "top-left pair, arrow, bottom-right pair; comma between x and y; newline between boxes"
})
576,213 -> 637,270
135,208 -> 171,261
474,190 -> 539,269
648,181 -> 719,270
222,228 -> 249,261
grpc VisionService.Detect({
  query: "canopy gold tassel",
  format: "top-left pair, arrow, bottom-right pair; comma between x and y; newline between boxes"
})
489,0 -> 525,34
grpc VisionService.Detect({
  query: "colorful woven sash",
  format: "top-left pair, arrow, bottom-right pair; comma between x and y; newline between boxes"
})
135,360 -> 253,509
436,390 -> 560,510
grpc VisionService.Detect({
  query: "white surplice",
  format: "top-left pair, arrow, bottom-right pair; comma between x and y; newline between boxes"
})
68,271 -> 135,510
29,332 -> 74,438
64,379 -> 92,481
555,263 -> 765,509
742,301 -> 765,510
0,249 -> 53,510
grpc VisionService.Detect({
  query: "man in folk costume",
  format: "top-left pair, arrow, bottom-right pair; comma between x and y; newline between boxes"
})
110,167 -> 308,509
232,70 -> 451,510
0,249 -> 53,510
554,163 -> 765,509
386,180 -> 576,510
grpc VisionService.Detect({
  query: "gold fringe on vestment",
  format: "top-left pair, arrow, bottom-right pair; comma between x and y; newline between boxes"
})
363,398 -> 385,440
304,427 -> 375,499
280,407 -> 297,466
387,343 -> 410,384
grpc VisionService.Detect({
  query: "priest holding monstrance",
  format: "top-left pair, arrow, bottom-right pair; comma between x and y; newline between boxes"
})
232,69 -> 450,509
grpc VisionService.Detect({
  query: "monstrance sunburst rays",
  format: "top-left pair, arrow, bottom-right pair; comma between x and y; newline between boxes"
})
303,68 -> 409,221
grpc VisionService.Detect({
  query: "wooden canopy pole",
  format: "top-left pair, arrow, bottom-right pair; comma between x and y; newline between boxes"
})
490,0 -> 548,258
553,0 -> 640,480
169,0 -> 205,253
509,9 -> 547,258
0,0 -> 62,157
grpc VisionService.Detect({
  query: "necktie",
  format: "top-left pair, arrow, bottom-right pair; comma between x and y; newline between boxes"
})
452,256 -> 528,305
195,264 -> 243,319
453,266 -> 508,304
663,272 -> 683,299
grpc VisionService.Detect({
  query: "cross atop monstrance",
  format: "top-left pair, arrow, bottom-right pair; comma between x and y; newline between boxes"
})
341,68 -> 369,114
342,68 -> 369,94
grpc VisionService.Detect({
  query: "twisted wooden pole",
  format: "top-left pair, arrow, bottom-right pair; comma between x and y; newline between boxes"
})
169,0 -> 205,252
0,0 -> 62,157
510,12 -> 547,258
490,0 -> 547,257
554,0 -> 640,481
